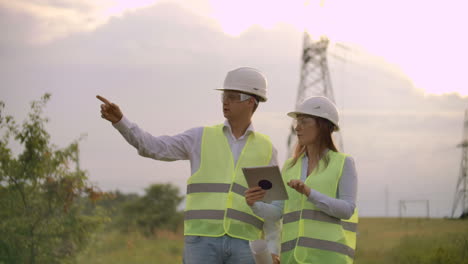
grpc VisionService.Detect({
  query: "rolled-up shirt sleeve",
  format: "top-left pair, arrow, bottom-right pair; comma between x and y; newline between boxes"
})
252,200 -> 283,255
263,217 -> 282,255
252,148 -> 281,255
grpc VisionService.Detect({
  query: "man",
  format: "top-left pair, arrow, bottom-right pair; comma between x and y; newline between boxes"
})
97,67 -> 280,264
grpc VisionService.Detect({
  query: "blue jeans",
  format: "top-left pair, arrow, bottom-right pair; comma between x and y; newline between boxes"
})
183,235 -> 255,264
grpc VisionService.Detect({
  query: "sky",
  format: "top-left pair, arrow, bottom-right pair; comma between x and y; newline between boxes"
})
1,0 -> 467,217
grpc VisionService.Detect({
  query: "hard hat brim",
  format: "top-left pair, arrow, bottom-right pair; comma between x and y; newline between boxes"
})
287,111 -> 302,119
287,111 -> 340,131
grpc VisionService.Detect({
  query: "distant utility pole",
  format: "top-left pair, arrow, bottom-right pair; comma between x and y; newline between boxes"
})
399,200 -> 430,219
451,110 -> 468,218
287,33 -> 344,155
385,185 -> 389,217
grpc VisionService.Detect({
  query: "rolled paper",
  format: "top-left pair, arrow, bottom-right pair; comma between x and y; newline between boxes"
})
250,240 -> 273,264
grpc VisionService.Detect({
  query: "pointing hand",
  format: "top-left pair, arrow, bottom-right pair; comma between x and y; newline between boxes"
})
96,95 -> 123,124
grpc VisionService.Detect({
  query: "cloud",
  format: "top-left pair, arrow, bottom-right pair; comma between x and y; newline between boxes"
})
0,0 -> 167,44
0,0 -> 106,44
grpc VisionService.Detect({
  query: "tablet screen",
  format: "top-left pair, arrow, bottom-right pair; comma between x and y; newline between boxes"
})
242,165 -> 289,202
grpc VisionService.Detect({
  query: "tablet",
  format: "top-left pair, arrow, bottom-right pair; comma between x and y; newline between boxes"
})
242,165 -> 289,202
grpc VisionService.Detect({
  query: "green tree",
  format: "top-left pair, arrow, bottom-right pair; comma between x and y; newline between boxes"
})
86,190 -> 139,220
0,94 -> 108,264
117,184 -> 184,237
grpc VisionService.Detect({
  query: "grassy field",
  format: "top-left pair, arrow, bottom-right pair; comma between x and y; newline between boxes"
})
76,229 -> 184,264
355,218 -> 468,263
77,218 -> 468,263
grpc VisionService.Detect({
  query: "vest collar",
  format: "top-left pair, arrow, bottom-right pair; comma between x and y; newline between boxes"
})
302,148 -> 330,163
223,120 -> 255,140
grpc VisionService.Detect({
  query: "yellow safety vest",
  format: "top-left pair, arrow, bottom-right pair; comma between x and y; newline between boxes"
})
281,151 -> 358,264
184,124 -> 273,241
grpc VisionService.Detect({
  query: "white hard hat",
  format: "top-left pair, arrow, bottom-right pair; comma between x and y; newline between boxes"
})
216,67 -> 268,102
288,96 -> 340,131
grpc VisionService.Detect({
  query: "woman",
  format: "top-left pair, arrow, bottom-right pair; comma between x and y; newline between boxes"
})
245,96 -> 358,264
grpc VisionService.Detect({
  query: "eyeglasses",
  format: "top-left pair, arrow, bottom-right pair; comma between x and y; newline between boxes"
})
221,92 -> 252,103
292,116 -> 316,128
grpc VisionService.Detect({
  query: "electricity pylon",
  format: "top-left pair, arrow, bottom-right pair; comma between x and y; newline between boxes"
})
451,110 -> 468,218
287,32 -> 343,156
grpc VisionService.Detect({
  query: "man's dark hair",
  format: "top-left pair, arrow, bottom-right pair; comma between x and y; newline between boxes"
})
252,95 -> 260,113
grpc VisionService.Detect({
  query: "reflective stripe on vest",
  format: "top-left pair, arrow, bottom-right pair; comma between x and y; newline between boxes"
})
184,124 -> 272,240
184,208 -> 263,229
283,209 -> 357,232
281,237 -> 355,258
281,151 -> 358,264
186,183 -> 247,196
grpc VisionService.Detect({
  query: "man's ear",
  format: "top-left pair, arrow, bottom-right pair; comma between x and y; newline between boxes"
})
248,97 -> 257,109
249,97 -> 259,114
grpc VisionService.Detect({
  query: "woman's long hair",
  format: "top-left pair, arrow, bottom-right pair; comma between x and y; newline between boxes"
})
289,116 -> 338,169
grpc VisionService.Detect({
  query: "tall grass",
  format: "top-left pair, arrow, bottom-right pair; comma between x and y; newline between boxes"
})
77,218 -> 468,263
354,218 -> 468,264
76,230 -> 183,264
387,231 -> 468,264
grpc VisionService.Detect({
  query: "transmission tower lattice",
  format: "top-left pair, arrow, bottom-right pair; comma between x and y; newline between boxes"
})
287,33 -> 344,155
451,110 -> 468,218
